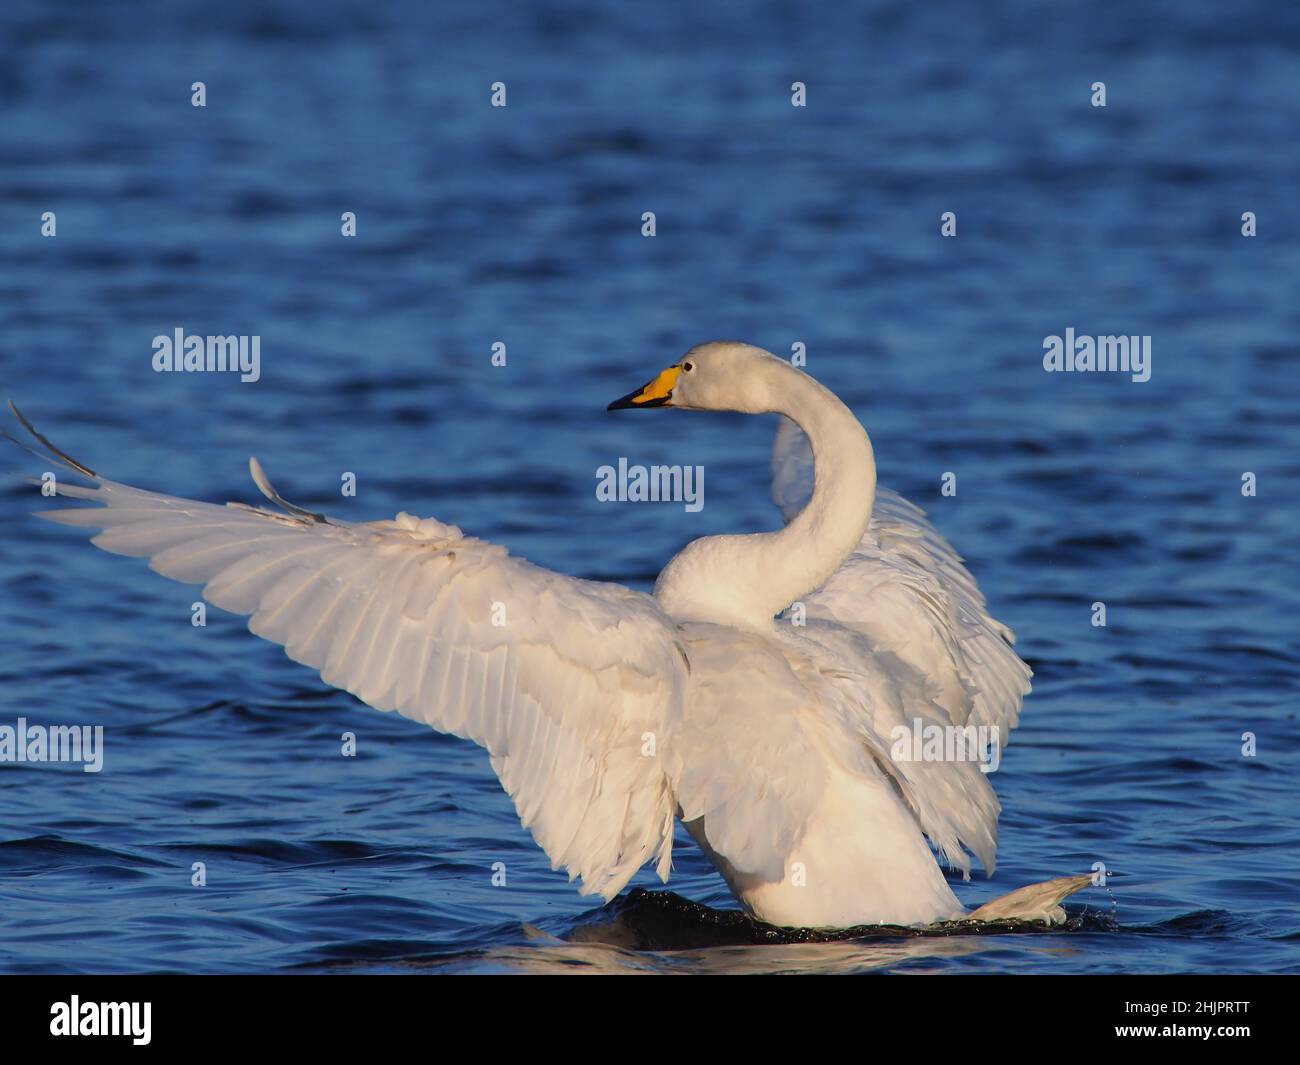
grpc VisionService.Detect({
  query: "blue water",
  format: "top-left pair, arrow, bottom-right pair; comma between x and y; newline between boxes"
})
1,0 -> 1298,974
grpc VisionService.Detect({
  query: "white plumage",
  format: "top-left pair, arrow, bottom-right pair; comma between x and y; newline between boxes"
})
12,341 -> 1087,927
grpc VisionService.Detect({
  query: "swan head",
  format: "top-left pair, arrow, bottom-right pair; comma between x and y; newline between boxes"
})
607,341 -> 786,415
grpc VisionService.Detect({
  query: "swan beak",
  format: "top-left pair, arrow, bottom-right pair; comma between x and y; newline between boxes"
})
607,366 -> 681,410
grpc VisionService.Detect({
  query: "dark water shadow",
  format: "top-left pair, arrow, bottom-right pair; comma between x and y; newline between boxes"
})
567,888 -> 1119,952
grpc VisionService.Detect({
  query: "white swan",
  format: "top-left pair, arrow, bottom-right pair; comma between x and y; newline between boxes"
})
10,341 -> 1089,928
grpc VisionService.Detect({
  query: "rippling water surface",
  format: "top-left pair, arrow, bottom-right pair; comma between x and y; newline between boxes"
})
1,0 -> 1298,974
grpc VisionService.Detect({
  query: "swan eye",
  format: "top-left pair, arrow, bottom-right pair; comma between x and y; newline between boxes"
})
682,361 -> 694,372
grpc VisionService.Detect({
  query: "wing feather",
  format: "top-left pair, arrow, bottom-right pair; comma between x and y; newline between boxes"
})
772,416 -> 1030,739
19,412 -> 686,901
772,417 -> 1031,876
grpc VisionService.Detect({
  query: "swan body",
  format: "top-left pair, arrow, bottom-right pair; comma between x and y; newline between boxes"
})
9,341 -> 1081,928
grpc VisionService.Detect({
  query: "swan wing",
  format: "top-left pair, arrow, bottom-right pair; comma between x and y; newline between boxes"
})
667,623 -> 832,883
772,416 -> 1031,740
670,621 -> 999,883
15,410 -> 686,901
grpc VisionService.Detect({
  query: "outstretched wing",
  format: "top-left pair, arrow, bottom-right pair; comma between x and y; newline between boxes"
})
12,406 -> 687,900
772,416 -> 1030,743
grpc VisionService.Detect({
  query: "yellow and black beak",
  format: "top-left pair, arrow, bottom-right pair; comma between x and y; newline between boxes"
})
607,365 -> 681,410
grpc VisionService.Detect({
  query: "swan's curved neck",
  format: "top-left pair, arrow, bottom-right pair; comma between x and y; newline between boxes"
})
760,371 -> 876,618
656,366 -> 876,628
